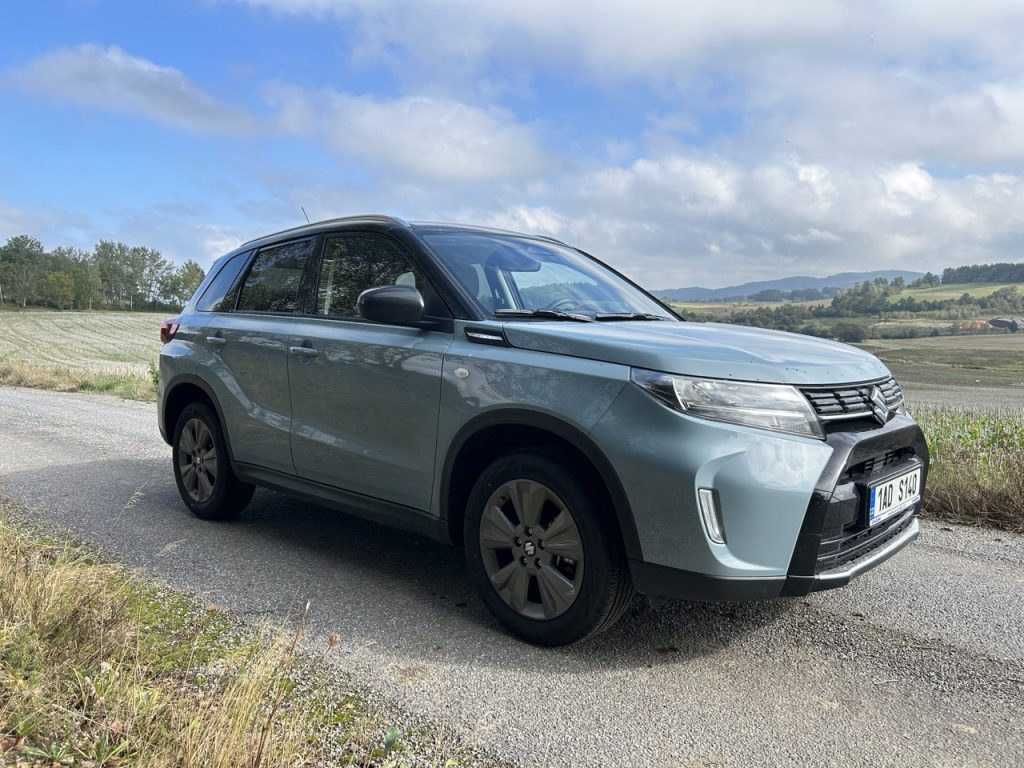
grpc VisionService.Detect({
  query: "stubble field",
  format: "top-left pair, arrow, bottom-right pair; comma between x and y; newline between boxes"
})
0,310 -> 162,399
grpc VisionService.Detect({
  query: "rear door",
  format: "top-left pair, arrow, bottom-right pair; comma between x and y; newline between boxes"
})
203,237 -> 318,475
287,233 -> 453,511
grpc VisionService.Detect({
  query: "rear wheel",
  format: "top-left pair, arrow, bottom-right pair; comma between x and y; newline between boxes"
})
172,402 -> 254,520
464,450 -> 633,645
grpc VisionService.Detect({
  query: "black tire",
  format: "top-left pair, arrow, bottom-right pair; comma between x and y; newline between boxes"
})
464,449 -> 633,646
172,401 -> 254,521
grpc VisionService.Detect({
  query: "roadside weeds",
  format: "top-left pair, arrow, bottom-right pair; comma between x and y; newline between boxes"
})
0,500 -> 491,767
913,406 -> 1024,533
0,361 -> 154,401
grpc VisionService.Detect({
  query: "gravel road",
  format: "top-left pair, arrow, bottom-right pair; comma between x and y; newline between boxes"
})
2,386 -> 1022,767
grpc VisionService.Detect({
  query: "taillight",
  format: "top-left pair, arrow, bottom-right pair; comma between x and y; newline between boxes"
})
160,316 -> 181,344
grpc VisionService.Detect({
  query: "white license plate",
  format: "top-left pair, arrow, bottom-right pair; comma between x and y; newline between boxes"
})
869,467 -> 921,525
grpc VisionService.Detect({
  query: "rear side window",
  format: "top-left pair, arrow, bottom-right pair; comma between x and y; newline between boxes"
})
236,239 -> 315,313
195,251 -> 250,312
317,235 -> 447,318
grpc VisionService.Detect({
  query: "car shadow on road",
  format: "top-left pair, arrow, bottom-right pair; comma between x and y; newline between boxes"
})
7,457 -> 795,671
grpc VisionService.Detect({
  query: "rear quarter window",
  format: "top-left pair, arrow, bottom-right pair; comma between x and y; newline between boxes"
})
194,250 -> 250,312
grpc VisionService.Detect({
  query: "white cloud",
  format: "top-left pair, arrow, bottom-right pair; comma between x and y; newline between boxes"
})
784,229 -> 842,245
236,1 -> 1024,168
882,164 -> 936,205
237,1 -> 1024,75
4,45 -> 259,135
3,45 -> 547,186
266,85 -> 548,182
0,202 -> 94,250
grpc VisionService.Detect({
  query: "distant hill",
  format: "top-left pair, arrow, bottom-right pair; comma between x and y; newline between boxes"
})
657,270 -> 925,302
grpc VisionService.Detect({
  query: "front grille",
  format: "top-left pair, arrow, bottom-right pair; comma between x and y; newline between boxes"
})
844,447 -> 917,482
800,377 -> 904,422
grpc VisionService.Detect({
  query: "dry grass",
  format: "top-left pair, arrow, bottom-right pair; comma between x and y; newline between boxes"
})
0,502 -> 484,767
913,406 -> 1024,533
0,311 -> 162,400
0,512 -> 310,766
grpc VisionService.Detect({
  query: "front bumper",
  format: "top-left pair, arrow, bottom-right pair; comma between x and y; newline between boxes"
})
623,413 -> 929,601
630,512 -> 919,601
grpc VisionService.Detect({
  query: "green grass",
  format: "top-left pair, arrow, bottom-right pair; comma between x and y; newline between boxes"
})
862,333 -> 1024,388
886,281 -> 1021,303
912,407 -> 1024,532
0,310 -> 162,399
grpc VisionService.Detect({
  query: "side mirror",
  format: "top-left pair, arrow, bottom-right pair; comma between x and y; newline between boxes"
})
357,285 -> 425,324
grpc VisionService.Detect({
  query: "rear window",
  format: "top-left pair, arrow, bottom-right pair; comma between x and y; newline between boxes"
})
195,250 -> 250,312
236,239 -> 315,313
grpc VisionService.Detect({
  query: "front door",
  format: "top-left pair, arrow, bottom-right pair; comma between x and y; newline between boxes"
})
287,234 -> 453,511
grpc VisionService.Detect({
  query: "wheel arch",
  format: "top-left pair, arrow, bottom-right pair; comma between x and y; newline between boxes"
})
162,374 -> 236,462
440,409 -> 642,561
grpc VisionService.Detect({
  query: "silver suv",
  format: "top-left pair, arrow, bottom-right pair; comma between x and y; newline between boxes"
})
158,215 -> 928,645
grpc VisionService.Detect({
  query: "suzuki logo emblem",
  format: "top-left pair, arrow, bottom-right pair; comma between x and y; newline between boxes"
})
869,386 -> 892,425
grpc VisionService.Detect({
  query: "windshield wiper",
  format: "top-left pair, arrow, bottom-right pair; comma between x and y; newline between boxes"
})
494,308 -> 594,322
593,312 -> 671,321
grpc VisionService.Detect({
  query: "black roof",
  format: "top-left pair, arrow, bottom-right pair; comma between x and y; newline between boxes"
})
237,214 -> 567,251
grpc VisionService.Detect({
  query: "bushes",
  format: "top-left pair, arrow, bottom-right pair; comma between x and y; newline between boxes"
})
832,322 -> 867,343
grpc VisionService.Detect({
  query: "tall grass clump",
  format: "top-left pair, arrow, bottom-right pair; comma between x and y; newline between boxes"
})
913,406 -> 1024,532
0,512 -> 313,766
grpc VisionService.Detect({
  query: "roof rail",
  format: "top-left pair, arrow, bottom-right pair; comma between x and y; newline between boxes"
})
239,214 -> 410,247
408,220 -> 568,245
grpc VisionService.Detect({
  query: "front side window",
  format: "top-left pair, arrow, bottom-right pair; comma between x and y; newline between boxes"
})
317,236 -> 444,318
236,239 -> 315,313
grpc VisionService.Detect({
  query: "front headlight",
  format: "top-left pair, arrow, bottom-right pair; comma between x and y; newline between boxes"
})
630,369 -> 825,439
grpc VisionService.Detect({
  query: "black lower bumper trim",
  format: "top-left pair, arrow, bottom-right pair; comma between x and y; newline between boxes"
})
629,560 -> 785,602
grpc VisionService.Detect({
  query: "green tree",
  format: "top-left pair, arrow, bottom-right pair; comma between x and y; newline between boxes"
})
0,235 -> 46,307
42,271 -> 74,309
70,256 -> 101,309
134,246 -> 172,309
177,260 -> 205,300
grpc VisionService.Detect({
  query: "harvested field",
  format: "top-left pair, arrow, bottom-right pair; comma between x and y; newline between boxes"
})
0,311 -> 162,399
863,333 -> 1024,390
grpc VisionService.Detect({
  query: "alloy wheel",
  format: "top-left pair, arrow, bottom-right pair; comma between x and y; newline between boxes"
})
177,417 -> 218,503
478,479 -> 585,621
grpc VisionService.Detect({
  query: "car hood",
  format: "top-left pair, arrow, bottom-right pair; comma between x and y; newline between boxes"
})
501,320 -> 889,385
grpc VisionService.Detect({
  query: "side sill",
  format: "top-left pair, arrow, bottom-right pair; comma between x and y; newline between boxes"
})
629,560 -> 786,602
233,463 -> 452,545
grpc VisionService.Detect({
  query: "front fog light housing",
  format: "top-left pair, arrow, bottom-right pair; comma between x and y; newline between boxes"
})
698,488 -> 726,544
630,369 -> 825,439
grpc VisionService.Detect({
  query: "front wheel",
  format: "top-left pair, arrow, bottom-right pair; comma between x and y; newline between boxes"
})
464,450 -> 633,645
172,402 -> 254,520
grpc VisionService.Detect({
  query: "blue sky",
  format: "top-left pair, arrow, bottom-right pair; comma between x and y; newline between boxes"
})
2,1 -> 1024,288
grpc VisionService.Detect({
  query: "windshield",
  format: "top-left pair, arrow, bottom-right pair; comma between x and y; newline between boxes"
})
420,231 -> 675,320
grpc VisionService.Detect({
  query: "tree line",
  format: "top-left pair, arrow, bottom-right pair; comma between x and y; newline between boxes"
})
0,235 -> 205,311
941,262 -> 1024,284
